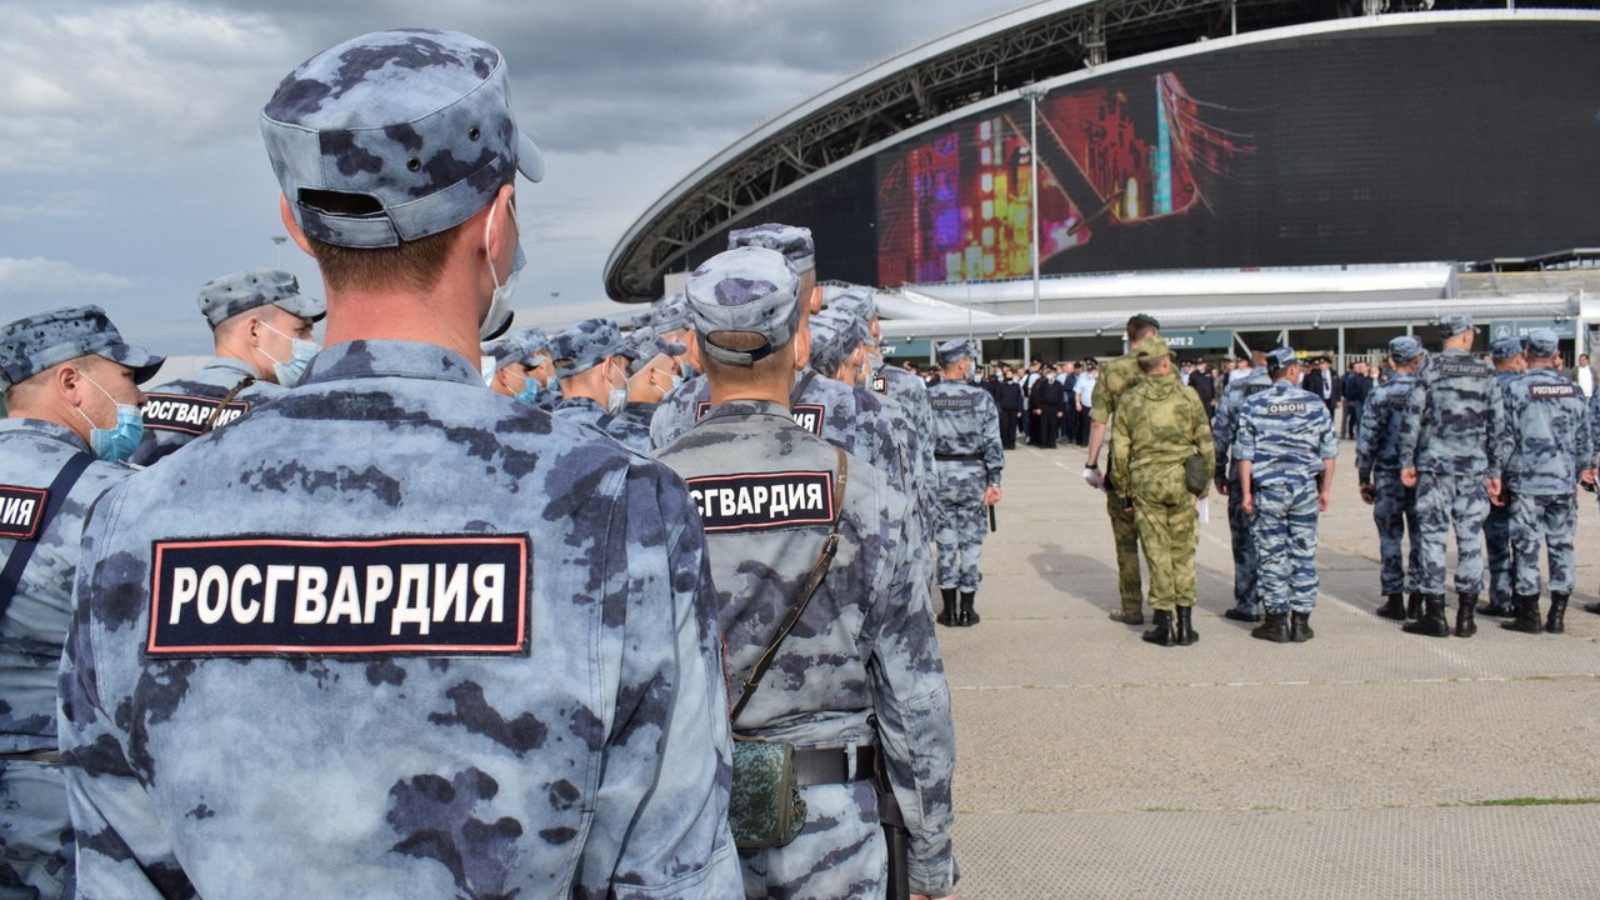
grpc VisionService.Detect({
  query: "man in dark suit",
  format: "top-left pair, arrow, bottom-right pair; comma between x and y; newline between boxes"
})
995,366 -> 1023,449
1188,360 -> 1216,420
1030,364 -> 1064,448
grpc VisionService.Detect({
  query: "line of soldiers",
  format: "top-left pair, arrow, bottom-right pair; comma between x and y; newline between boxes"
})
1358,315 -> 1595,638
0,29 -> 965,900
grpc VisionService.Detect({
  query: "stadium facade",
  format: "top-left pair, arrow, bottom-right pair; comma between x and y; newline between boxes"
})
606,1 -> 1600,361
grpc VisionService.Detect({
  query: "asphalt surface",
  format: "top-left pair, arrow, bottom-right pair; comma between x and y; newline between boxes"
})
936,439 -> 1600,898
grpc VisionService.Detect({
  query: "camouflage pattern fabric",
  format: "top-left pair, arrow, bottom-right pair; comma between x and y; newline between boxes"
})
552,396 -> 655,454
1111,374 -> 1214,611
1211,366 -> 1273,614
60,340 -> 741,898
1511,493 -> 1578,596
927,379 -> 1003,592
0,420 -> 137,898
0,306 -> 163,392
656,400 -> 957,899
1235,381 -> 1337,613
1413,471 -> 1490,595
1357,372 -> 1421,596
130,357 -> 287,465
1503,366 -> 1592,596
1483,369 -> 1524,602
195,269 -> 323,330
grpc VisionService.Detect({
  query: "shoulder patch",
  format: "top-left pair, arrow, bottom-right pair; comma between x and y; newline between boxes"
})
147,535 -> 530,658
1265,401 -> 1312,416
1434,360 -> 1488,380
686,471 -> 836,532
141,393 -> 250,436
1529,382 -> 1578,400
1244,382 -> 1273,396
790,403 -> 826,436
694,400 -> 712,421
0,485 -> 48,541
870,375 -> 888,394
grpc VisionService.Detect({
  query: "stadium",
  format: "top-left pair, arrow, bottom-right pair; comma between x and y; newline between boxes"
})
605,0 -> 1600,363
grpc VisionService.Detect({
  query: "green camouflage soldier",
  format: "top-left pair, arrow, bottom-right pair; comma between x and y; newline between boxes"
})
1084,314 -> 1162,624
1111,338 -> 1215,647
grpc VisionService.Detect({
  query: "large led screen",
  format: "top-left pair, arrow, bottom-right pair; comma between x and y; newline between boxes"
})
869,19 -> 1600,287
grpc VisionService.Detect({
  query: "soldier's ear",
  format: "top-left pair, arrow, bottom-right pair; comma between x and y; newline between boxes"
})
280,195 -> 316,257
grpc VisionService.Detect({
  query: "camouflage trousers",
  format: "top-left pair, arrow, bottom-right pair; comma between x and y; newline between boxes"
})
1484,499 -> 1516,602
1249,480 -> 1321,614
1133,500 -> 1198,612
1510,492 -> 1577,596
0,761 -> 73,900
1371,470 -> 1421,596
1104,490 -> 1145,614
1414,471 -> 1489,595
933,463 -> 988,592
1226,479 -> 1259,614
739,781 -> 886,899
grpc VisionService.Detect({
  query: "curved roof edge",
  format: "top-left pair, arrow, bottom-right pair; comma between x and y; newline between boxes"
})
606,2 -> 1600,302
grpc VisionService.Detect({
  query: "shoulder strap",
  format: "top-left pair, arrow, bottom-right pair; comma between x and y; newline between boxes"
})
790,370 -> 818,407
202,375 -> 257,434
729,446 -> 849,726
0,452 -> 94,621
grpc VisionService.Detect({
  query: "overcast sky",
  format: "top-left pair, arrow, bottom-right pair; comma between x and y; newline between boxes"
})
0,0 -> 1030,355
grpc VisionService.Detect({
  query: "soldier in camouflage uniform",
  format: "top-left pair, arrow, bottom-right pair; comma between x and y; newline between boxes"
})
1083,314 -> 1162,624
1499,329 -> 1595,635
657,247 -> 957,900
1397,313 -> 1511,639
1211,348 -> 1273,623
1110,338 -> 1214,647
60,30 -> 741,897
1236,348 -> 1338,643
1481,335 -> 1528,617
927,339 -> 1004,627
1357,336 -> 1426,620
549,318 -> 664,453
0,306 -> 162,900
130,269 -> 324,465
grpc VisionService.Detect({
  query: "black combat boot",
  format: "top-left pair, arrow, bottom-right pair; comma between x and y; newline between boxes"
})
1453,593 -> 1478,638
1251,611 -> 1290,643
1501,594 -> 1543,634
1289,611 -> 1315,642
1142,609 -> 1175,646
957,591 -> 980,627
1402,595 -> 1450,637
1582,599 -> 1600,616
1224,606 -> 1264,623
1375,594 -> 1406,620
1173,606 -> 1199,646
1482,595 -> 1516,617
1406,592 -> 1423,620
936,588 -> 958,627
1546,592 -> 1569,635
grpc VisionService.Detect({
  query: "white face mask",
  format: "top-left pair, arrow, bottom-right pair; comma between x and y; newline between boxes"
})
605,361 -> 627,416
257,322 -> 318,388
482,199 -> 524,340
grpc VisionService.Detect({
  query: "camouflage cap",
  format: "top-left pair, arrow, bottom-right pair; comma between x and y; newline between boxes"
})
1265,346 -> 1299,370
550,318 -> 626,375
650,292 -> 693,335
936,339 -> 978,366
480,331 -> 543,373
261,29 -> 545,249
622,326 -> 686,375
1437,313 -> 1476,338
823,284 -> 877,322
1489,334 -> 1524,360
684,247 -> 801,368
196,268 -> 325,329
1,305 -> 165,391
728,223 -> 815,274
1389,335 -> 1425,362
1524,327 -> 1560,358
1134,336 -> 1172,360
807,310 -> 864,376
513,326 -> 550,360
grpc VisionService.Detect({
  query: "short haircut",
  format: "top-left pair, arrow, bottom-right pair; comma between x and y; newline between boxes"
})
304,192 -> 466,293
700,330 -> 794,387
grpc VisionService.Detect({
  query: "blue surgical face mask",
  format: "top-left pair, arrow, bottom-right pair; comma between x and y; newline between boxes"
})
259,323 -> 318,388
513,376 -> 542,405
75,373 -> 144,463
482,201 -> 524,340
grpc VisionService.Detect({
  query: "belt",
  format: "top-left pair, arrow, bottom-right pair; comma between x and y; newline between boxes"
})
0,749 -> 62,764
935,453 -> 983,462
793,745 -> 877,787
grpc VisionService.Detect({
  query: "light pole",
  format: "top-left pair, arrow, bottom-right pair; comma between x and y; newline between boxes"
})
1020,84 -> 1048,366
271,235 -> 287,269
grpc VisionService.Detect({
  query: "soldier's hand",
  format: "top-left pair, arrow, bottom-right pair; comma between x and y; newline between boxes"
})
1359,482 -> 1376,505
1241,493 -> 1255,516
1487,477 -> 1503,506
1583,469 -> 1597,487
1400,467 -> 1418,488
1319,490 -> 1332,513
1214,478 -> 1229,497
984,485 -> 1002,506
1082,467 -> 1105,489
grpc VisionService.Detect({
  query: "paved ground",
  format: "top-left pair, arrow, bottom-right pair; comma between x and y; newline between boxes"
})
937,440 -> 1600,898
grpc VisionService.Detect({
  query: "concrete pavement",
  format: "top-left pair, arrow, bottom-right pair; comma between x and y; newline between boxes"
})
937,440 -> 1600,898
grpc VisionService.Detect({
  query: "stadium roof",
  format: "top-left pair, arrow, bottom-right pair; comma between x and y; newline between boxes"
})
605,0 -> 1600,302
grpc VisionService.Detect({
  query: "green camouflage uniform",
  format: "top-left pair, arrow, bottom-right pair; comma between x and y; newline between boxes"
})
1112,373 -> 1215,612
1092,343 -> 1155,614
